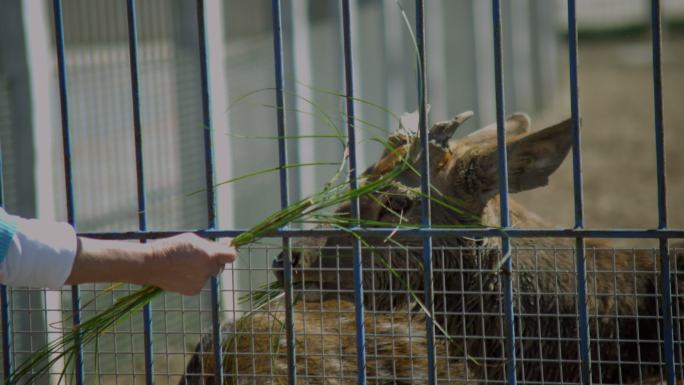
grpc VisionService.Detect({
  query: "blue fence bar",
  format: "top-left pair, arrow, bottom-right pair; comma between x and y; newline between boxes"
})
0,284 -> 8,381
52,1 -> 85,383
415,1 -> 437,384
0,283 -> 8,381
566,1 -> 591,384
491,1 -> 517,384
270,1 -> 297,383
340,2 -> 368,384
650,1 -> 676,383
124,1 -> 153,383
194,0 -> 224,383
0,149 -> 10,381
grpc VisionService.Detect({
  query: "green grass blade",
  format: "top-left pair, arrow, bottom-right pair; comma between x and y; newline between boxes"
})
186,162 -> 340,197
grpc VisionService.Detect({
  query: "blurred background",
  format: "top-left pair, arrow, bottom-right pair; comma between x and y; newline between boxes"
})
0,0 -> 683,383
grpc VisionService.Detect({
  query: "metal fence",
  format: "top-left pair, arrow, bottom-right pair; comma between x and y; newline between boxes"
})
0,0 -> 681,384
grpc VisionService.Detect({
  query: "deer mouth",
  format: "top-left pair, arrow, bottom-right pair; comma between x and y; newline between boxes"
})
272,247 -> 355,283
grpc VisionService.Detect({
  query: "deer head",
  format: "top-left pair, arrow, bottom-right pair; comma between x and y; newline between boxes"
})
273,112 -> 572,307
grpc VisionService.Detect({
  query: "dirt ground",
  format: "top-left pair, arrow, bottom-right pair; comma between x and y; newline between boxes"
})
515,33 -> 684,247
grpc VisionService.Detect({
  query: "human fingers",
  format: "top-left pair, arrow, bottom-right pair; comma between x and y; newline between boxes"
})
209,261 -> 224,276
206,239 -> 237,264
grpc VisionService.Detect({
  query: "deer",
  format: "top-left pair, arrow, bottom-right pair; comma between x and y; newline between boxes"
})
178,298 -> 468,384
270,111 -> 684,384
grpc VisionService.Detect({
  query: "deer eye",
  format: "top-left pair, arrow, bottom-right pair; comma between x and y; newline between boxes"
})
386,195 -> 412,213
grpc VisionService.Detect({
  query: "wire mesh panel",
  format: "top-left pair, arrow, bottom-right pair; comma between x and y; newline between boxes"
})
187,244 -> 473,385
1,0 -> 683,384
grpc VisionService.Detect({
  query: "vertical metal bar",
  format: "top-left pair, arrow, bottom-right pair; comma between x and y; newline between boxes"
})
340,2 -> 367,384
270,1 -> 297,383
0,283 -> 8,382
415,2 -> 437,384
0,148 -> 11,381
651,0 -> 667,234
491,1 -> 517,384
52,1 -> 85,383
195,0 -> 224,383
650,1 -> 675,383
124,1 -> 153,384
566,1 -> 592,384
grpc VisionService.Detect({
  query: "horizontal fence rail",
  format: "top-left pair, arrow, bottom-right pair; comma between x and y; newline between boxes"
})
0,0 -> 676,384
79,228 -> 684,240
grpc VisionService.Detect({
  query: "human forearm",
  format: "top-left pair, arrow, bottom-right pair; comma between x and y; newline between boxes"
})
67,234 -> 236,295
65,237 -> 151,286
0,206 -> 236,294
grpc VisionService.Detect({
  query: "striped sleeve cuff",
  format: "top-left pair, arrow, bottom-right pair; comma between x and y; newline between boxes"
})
8,218 -> 77,289
0,209 -> 18,264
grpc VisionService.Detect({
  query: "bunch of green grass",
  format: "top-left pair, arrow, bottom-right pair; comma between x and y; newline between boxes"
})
10,118 -> 487,384
7,138 -> 418,384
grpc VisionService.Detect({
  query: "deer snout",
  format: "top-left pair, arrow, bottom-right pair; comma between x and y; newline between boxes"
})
272,242 -> 355,289
272,250 -> 302,284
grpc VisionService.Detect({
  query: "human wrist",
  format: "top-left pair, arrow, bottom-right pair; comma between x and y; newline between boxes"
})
67,238 -> 152,286
135,242 -> 165,286
115,241 -> 159,286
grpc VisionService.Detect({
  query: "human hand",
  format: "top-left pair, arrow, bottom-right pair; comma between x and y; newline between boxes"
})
145,233 -> 237,295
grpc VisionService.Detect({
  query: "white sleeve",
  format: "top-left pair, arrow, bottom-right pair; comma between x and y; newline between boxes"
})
0,212 -> 77,289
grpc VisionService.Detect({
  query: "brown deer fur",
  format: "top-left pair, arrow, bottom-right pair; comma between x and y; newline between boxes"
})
178,299 -> 467,384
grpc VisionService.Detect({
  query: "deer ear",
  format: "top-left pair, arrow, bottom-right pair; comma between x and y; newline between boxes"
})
462,112 -> 531,146
399,105 -> 431,133
467,118 -> 572,201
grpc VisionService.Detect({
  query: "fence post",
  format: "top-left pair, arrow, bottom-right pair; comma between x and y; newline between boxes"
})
270,2 -> 298,384
51,0 -> 85,382
123,1 -> 154,383
491,1 -> 517,383
650,1 -> 676,384
341,1 -> 368,383
566,1 -> 592,384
